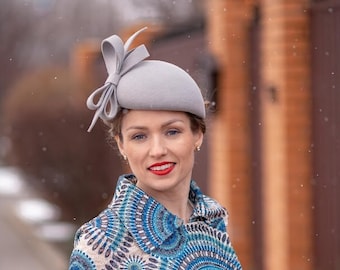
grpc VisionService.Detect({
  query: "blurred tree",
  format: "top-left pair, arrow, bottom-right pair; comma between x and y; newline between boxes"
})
0,0 -> 36,94
0,0 -> 203,94
128,0 -> 204,25
2,66 -> 125,224
0,0 -> 121,98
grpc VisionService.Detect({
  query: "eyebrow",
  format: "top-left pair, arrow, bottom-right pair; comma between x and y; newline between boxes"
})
125,119 -> 185,132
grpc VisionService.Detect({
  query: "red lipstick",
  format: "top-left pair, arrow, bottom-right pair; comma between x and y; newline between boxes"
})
148,162 -> 175,176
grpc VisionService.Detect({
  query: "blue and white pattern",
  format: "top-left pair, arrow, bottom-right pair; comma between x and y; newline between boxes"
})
69,175 -> 242,269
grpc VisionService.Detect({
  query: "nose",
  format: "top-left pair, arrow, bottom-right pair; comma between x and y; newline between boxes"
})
149,136 -> 167,158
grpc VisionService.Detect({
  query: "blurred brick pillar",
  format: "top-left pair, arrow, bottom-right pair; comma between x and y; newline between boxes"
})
205,1 -> 255,269
261,1 -> 314,269
205,0 -> 314,269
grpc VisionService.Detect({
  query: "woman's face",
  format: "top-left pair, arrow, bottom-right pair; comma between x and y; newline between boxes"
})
116,110 -> 203,196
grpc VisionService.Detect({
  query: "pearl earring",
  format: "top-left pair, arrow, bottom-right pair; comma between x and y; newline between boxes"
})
123,155 -> 127,161
196,146 -> 201,152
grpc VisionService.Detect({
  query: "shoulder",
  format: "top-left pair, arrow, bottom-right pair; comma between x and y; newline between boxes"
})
75,207 -> 126,246
201,194 -> 230,229
190,180 -> 229,224
190,182 -> 230,232
190,180 -> 227,214
69,208 -> 129,269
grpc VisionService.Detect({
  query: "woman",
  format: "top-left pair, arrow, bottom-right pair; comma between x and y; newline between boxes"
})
69,27 -> 242,270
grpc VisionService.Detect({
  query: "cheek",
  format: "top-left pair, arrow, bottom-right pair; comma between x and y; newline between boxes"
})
124,145 -> 145,164
177,143 -> 195,160
181,149 -> 196,173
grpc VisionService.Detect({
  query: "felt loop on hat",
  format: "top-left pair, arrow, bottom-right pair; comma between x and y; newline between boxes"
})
86,27 -> 149,132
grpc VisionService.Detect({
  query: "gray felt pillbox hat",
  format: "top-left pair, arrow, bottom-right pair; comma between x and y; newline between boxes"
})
86,27 -> 206,132
117,60 -> 205,117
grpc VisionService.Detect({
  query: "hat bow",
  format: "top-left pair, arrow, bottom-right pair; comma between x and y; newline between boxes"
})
86,27 -> 149,132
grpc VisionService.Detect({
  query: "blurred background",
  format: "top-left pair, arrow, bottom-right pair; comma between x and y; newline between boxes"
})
0,0 -> 339,269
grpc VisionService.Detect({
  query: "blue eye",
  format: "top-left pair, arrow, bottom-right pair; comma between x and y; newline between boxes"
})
167,129 -> 180,136
131,134 -> 146,141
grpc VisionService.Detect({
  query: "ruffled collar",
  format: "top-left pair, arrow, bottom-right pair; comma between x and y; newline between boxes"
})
109,174 -> 227,253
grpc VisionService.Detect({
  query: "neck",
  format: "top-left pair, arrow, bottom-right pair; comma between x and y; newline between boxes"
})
137,180 -> 193,223
158,195 -> 193,223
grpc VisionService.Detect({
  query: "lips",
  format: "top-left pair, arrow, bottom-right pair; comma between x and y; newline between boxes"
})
148,162 -> 175,176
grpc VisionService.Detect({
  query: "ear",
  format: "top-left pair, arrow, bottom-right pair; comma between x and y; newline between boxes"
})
194,131 -> 204,149
115,136 -> 125,157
